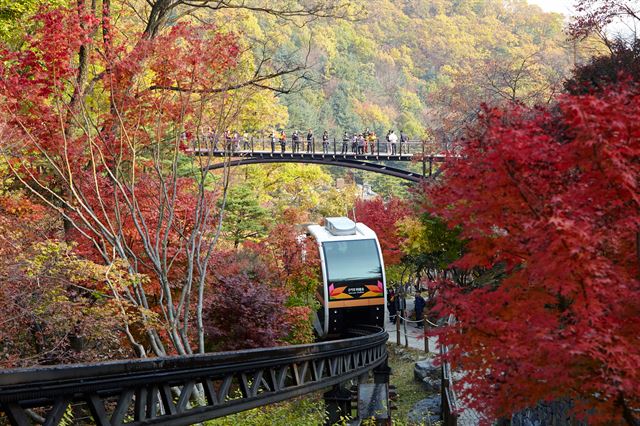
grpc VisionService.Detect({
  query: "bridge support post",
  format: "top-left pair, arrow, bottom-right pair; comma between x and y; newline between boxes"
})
324,383 -> 352,425
422,140 -> 427,178
369,358 -> 392,425
373,357 -> 391,385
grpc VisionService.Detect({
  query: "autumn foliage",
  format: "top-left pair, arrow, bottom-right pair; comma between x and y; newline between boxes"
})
0,4 -> 245,357
352,197 -> 409,265
0,194 -> 138,367
423,84 -> 640,422
203,246 -> 314,351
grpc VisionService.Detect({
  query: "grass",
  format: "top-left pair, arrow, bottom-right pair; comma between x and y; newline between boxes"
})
204,396 -> 326,426
387,343 -> 441,426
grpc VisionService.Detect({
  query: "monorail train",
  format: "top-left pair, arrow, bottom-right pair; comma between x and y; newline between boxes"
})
308,217 -> 386,338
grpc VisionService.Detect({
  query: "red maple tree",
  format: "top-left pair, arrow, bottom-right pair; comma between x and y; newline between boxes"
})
0,5 -> 242,357
423,84 -> 640,423
352,197 -> 410,265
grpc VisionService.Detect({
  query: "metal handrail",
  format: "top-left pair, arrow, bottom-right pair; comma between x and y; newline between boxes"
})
0,327 -> 388,426
190,137 -> 449,157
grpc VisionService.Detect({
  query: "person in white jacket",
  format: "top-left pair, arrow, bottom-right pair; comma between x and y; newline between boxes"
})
388,130 -> 398,155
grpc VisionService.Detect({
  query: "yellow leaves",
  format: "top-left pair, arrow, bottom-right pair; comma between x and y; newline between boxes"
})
242,163 -> 335,215
25,241 -> 144,291
238,162 -> 359,221
314,27 -> 338,61
234,90 -> 288,131
353,101 -> 395,130
317,183 -> 358,218
397,217 -> 428,255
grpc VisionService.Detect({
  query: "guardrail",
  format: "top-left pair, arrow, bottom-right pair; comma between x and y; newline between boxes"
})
440,316 -> 459,426
0,327 -> 388,426
191,137 -> 446,157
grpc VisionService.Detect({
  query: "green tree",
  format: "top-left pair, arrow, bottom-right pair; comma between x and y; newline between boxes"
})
0,0 -> 66,45
220,184 -> 270,249
398,213 -> 466,283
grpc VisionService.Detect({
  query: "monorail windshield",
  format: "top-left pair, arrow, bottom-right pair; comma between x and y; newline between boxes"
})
322,239 -> 382,282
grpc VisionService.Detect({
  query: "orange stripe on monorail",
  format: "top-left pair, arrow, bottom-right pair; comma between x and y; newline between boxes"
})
328,298 -> 385,308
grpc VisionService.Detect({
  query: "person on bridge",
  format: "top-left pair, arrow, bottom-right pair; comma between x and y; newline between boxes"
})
414,291 -> 426,328
351,134 -> 358,154
204,127 -> 215,151
279,131 -> 287,153
243,132 -> 251,150
292,131 -> 300,153
399,130 -> 407,155
363,128 -> 370,153
388,130 -> 398,155
224,130 -> 232,152
306,129 -> 314,153
357,134 -> 365,155
368,132 -> 376,155
341,132 -> 349,154
270,130 -> 277,153
322,130 -> 329,154
233,131 -> 240,151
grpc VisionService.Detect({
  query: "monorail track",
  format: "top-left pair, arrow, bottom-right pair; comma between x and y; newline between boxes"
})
0,327 -> 389,426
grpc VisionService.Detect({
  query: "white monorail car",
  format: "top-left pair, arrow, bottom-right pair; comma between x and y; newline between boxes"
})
308,217 -> 386,337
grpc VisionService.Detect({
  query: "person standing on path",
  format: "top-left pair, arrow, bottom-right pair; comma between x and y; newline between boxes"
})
414,291 -> 426,328
388,287 -> 397,323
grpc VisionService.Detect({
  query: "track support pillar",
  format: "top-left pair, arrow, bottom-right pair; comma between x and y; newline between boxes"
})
324,383 -> 352,425
373,357 -> 391,385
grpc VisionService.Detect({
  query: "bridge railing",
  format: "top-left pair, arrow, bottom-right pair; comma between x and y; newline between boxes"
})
195,137 -> 445,157
0,327 -> 388,426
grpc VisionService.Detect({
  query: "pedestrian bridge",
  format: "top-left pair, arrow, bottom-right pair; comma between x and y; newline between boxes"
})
191,139 -> 449,182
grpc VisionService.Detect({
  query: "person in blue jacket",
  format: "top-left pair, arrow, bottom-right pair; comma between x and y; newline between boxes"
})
414,291 -> 426,328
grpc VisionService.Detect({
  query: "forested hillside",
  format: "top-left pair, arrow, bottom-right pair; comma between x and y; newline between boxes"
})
226,0 -> 599,143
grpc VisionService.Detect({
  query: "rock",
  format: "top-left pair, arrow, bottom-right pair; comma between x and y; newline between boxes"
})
414,358 -> 439,382
407,395 -> 441,425
421,376 -> 440,393
394,347 -> 406,356
401,352 -> 415,362
511,400 -> 587,426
